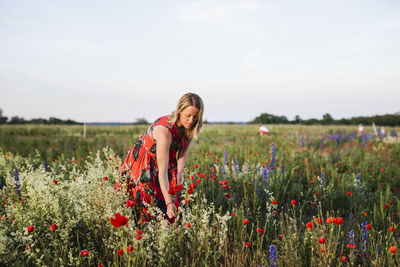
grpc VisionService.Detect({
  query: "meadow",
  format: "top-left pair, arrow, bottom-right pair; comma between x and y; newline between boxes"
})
0,123 -> 399,266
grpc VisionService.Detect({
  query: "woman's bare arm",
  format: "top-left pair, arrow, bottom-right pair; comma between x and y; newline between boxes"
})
153,125 -> 176,218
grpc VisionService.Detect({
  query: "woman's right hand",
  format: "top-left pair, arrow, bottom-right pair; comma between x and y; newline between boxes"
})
166,203 -> 177,218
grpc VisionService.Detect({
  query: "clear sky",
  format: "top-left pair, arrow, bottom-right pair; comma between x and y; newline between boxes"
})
1,0 -> 399,123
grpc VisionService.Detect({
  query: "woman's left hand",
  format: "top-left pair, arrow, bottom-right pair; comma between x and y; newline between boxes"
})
177,171 -> 184,185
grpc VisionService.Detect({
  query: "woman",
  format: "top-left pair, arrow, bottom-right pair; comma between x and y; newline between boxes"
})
117,93 -> 204,223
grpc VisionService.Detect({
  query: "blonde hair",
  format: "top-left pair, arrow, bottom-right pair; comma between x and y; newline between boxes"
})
169,93 -> 204,139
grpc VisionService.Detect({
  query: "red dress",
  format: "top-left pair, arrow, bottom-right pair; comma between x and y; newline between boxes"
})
118,115 -> 189,223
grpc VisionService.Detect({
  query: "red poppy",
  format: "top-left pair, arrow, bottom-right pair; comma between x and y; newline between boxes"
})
80,249 -> 89,256
272,200 -> 277,205
110,213 -> 129,228
126,200 -> 136,207
98,262 -> 103,267
341,256 -> 348,262
306,222 -> 313,229
314,217 -> 323,225
309,181 -> 314,184
53,180 -> 58,185
366,224 -> 372,230
318,237 -> 326,244
347,244 -> 356,248
346,192 -> 352,196
49,224 -> 58,231
225,193 -> 231,198
256,228 -> 265,235
186,222 -> 191,228
127,246 -> 134,252
244,243 -> 251,248
364,212 -> 368,216
103,176 -> 108,180
194,164 -> 199,169
326,217 -> 336,224
380,168 -> 384,172
243,219 -> 250,224
335,217 -> 343,226
27,225 -> 35,233
231,212 -> 235,216
388,226 -> 395,232
135,229 -> 143,235
136,235 -> 142,240
291,200 -> 297,205
118,249 -> 124,256
389,246 -> 397,253
26,243 -> 30,250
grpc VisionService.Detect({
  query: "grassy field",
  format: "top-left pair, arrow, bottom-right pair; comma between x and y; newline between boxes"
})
1,124 -> 399,266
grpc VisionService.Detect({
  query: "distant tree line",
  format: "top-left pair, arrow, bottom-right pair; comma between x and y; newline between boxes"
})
250,112 -> 400,126
0,108 -> 81,125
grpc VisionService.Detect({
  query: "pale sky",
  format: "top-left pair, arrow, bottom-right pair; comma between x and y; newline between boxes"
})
1,0 -> 399,122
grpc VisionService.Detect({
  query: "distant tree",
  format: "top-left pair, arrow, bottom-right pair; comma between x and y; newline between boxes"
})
134,118 -> 149,124
322,113 -> 334,125
250,113 -> 289,124
49,117 -> 62,124
0,108 -> 8,124
9,116 -> 25,124
303,118 -> 320,125
294,115 -> 302,124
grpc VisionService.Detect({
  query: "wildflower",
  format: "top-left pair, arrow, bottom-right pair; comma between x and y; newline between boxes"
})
186,183 -> 196,195
196,179 -> 201,183
118,249 -> 124,256
126,200 -> 136,207
110,213 -> 129,228
136,235 -> 142,240
127,246 -> 134,252
341,256 -> 348,262
271,200 -> 277,205
346,192 -> 352,196
53,180 -> 58,185
14,169 -> 22,199
27,225 -> 35,233
388,226 -> 395,232
347,244 -> 356,248
80,249 -> 89,256
361,221 -> 368,257
135,229 -> 143,235
243,219 -> 249,225
49,224 -> 58,231
318,237 -> 326,244
225,193 -> 231,198
384,204 -> 389,209
291,200 -> 297,205
335,217 -> 344,226
186,222 -> 191,228
194,164 -> 199,169
380,168 -> 384,172
269,244 -> 277,267
103,176 -> 108,180
366,224 -> 371,230
389,201 -> 393,205
306,222 -> 313,229
314,217 -> 323,225
26,243 -> 30,250
244,242 -> 251,248
256,228 -> 265,235
326,217 -> 336,224
231,212 -> 235,217
389,246 -> 396,254
98,262 -> 104,267
364,212 -> 368,216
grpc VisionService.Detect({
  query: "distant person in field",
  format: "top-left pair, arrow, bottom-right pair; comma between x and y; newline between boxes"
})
358,123 -> 364,135
259,125 -> 269,136
117,93 -> 204,224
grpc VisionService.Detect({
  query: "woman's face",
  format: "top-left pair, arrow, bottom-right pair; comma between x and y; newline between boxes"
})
178,105 -> 200,129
